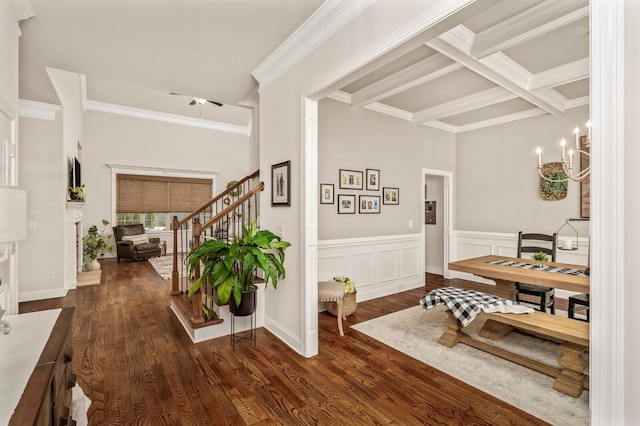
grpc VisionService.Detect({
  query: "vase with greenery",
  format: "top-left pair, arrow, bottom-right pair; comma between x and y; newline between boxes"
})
532,251 -> 550,269
187,220 -> 291,315
69,184 -> 86,202
83,219 -> 113,271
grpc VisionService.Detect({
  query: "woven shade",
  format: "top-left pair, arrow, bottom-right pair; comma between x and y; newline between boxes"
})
116,174 -> 212,213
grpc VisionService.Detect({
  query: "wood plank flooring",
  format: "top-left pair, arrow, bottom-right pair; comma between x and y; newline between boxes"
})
20,259 -> 550,425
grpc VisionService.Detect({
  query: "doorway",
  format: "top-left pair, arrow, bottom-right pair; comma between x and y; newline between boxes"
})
422,168 -> 453,280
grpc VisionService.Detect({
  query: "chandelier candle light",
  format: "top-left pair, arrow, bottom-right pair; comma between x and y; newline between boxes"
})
537,121 -> 591,182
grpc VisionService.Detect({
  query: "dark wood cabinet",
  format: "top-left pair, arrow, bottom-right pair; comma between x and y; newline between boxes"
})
10,307 -> 75,426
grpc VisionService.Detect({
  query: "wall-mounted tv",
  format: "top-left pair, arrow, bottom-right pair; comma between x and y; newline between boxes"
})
69,157 -> 81,188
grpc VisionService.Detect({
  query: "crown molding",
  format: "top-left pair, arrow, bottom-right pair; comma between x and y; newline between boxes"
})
0,94 -> 17,121
85,100 -> 250,136
18,99 -> 61,120
2,0 -> 34,37
252,0 -> 376,91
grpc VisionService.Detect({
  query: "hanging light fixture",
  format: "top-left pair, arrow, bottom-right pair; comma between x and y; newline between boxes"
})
536,121 -> 591,182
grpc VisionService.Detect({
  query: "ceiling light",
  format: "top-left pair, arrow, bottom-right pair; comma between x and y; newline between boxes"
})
536,121 -> 591,182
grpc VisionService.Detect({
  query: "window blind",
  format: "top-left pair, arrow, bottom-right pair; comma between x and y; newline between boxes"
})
116,174 -> 212,213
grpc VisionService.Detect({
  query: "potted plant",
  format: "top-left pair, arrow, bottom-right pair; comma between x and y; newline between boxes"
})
82,219 -> 113,271
532,251 -> 550,269
326,276 -> 357,316
69,184 -> 86,202
187,220 -> 291,316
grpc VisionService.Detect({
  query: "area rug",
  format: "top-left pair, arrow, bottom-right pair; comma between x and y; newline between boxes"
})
351,305 -> 589,425
148,255 -> 187,280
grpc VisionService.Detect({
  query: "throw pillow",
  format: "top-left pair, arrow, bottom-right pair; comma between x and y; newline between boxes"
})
122,234 -> 150,245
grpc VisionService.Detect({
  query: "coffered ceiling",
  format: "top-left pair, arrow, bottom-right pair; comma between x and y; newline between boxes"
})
18,0 -> 589,133
327,0 -> 590,133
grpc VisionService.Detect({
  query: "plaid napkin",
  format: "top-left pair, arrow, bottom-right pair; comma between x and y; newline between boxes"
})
420,286 -> 531,327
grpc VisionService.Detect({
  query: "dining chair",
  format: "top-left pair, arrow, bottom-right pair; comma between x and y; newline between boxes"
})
515,232 -> 558,314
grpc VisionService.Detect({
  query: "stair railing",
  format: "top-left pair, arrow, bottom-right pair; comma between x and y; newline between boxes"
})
170,170 -> 262,324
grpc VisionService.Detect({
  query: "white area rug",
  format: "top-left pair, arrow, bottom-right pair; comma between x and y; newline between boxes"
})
351,305 -> 589,425
148,255 -> 187,280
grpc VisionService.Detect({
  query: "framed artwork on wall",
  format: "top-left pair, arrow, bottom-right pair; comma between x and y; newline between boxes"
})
359,195 -> 380,214
339,169 -> 363,190
382,187 -> 399,205
337,194 -> 356,214
580,135 -> 590,218
320,183 -> 334,204
365,169 -> 380,191
271,161 -> 291,206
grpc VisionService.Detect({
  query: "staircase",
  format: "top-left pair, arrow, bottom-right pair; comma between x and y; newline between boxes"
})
169,170 -> 263,338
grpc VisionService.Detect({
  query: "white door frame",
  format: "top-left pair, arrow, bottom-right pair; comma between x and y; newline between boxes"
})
422,168 -> 454,279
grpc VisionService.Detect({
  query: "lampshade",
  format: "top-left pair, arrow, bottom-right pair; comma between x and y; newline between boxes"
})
0,186 -> 27,244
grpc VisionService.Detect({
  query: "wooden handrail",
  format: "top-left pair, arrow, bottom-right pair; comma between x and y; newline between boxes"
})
195,182 -> 264,235
174,169 -> 260,229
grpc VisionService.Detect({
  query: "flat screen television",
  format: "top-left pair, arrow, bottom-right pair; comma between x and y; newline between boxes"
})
74,157 -> 81,188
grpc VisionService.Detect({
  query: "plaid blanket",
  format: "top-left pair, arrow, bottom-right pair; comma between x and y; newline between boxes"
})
487,259 -> 588,277
420,287 -> 532,327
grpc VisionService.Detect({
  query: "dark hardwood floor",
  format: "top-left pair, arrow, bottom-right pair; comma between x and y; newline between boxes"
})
20,259 -> 550,425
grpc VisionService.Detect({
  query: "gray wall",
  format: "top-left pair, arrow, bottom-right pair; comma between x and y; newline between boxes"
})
81,110 -> 251,232
455,105 -> 590,238
318,98 -> 455,240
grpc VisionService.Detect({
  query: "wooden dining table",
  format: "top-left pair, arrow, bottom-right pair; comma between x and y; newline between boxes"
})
448,254 -> 590,301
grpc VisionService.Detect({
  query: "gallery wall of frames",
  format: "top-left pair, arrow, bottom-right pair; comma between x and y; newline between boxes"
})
320,168 -> 399,215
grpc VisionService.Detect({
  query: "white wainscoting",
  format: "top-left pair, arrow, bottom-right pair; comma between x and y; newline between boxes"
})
318,233 -> 424,303
450,230 -> 590,299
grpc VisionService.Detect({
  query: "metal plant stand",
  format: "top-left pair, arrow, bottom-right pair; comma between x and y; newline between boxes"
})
230,311 -> 256,350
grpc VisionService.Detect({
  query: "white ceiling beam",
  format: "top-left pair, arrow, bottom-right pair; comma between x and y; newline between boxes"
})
428,33 -> 562,115
529,57 -> 590,91
454,108 -> 548,133
412,86 -> 516,124
351,55 -> 462,107
471,0 -> 589,58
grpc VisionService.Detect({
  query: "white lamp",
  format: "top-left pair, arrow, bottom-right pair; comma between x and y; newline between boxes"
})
0,186 -> 27,262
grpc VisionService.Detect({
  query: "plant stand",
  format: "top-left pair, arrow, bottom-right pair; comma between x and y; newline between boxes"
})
230,311 -> 256,350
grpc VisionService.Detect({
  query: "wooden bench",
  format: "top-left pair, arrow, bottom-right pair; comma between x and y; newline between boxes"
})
438,310 -> 589,398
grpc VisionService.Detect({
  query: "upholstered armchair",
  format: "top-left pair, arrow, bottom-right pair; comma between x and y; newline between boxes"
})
112,224 -> 162,262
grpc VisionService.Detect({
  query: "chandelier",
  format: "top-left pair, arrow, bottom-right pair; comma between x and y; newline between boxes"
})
536,122 -> 591,182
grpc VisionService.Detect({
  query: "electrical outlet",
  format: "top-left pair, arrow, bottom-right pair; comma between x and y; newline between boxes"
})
46,271 -> 54,280
409,219 -> 413,228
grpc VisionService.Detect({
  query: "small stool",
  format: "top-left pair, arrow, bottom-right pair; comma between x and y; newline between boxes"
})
318,281 -> 346,336
568,293 -> 590,322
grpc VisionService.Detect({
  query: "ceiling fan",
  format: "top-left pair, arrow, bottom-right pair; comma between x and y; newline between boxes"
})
170,92 -> 223,107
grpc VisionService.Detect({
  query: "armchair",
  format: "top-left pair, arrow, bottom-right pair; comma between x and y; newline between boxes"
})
112,224 -> 162,262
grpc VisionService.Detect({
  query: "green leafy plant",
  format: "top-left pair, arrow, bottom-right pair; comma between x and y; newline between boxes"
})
83,219 -> 113,271
532,252 -> 550,262
187,220 -> 291,307
332,276 -> 356,294
540,171 -> 568,196
69,184 -> 86,201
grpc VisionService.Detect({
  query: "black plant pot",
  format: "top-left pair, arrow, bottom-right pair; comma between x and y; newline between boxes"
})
229,285 -> 257,317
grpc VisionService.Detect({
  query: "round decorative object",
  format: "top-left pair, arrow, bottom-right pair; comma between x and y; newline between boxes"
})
327,292 -> 357,317
539,162 -> 568,200
226,181 -> 243,197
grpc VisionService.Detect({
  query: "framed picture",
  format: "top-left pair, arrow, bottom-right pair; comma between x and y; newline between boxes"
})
359,195 -> 380,214
339,169 -> 363,190
580,135 -> 590,218
337,194 -> 356,214
425,201 -> 436,224
382,187 -> 399,205
366,169 -> 380,191
320,183 -> 334,204
271,161 -> 291,206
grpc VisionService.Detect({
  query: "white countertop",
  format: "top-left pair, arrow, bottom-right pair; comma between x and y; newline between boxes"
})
0,309 -> 61,425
